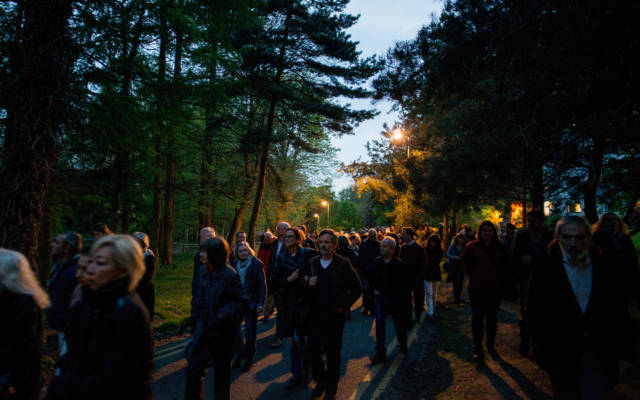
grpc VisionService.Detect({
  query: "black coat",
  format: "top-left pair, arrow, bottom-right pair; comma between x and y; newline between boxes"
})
0,286 -> 43,400
512,228 -> 553,282
592,230 -> 640,303
399,241 -> 428,281
370,256 -> 412,312
528,249 -> 633,384
136,250 -> 156,319
271,247 -> 315,337
336,246 -> 358,271
234,257 -> 267,311
46,255 -> 79,332
425,245 -> 443,282
46,277 -> 154,400
357,239 -> 380,278
188,264 -> 247,354
302,254 -> 362,319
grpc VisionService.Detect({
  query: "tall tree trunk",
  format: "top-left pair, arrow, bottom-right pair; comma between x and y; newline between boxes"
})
161,8 -> 183,265
583,136 -> 605,223
531,160 -> 544,212
226,179 -> 257,246
247,8 -> 292,247
198,151 -> 212,229
151,0 -> 168,254
0,0 -> 73,266
37,197 -> 53,283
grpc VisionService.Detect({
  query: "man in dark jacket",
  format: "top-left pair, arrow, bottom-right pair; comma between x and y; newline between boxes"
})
399,227 -> 428,321
528,215 -> 634,399
303,229 -> 362,400
47,231 -> 82,357
512,210 -> 553,355
356,228 -> 380,315
369,237 -> 411,364
185,237 -> 247,400
267,221 -> 290,347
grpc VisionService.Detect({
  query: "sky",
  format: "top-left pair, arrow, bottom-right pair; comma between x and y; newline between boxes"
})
330,0 -> 444,193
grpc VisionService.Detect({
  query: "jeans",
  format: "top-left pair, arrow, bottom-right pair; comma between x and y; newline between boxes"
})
374,294 -> 408,355
424,280 -> 439,316
289,329 -> 309,381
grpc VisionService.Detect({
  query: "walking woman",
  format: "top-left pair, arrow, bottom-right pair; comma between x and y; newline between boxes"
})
185,237 -> 246,400
46,235 -> 154,400
271,227 -> 315,389
446,233 -> 466,304
232,242 -> 266,372
424,234 -> 443,320
460,221 -> 509,362
0,249 -> 50,400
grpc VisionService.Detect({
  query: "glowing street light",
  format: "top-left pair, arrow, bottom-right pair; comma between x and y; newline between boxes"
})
320,200 -> 330,227
391,127 -> 410,158
314,213 -> 320,227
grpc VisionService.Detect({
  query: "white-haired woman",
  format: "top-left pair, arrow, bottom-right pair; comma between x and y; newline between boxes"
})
0,249 -> 49,400
45,235 -> 154,400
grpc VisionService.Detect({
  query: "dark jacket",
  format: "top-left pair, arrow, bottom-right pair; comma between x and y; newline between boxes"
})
425,245 -> 443,282
336,246 -> 358,271
235,256 -> 267,311
46,277 -> 154,400
592,230 -> 640,303
370,256 -> 412,311
266,239 -> 287,295
399,241 -> 428,281
46,255 -> 80,332
512,228 -> 553,282
357,239 -> 380,278
188,264 -> 247,356
528,249 -> 633,384
136,249 -> 156,319
192,251 -> 205,303
302,254 -> 362,319
271,247 -> 315,336
460,240 -> 510,295
0,286 -> 43,400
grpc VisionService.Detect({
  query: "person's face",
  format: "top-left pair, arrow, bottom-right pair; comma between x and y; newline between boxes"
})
237,232 -> 246,243
379,240 -> 394,257
51,234 -> 67,259
86,246 -> 125,290
283,230 -> 299,248
506,226 -> 515,237
276,224 -> 288,237
263,233 -> 274,244
480,226 -> 494,242
93,231 -> 106,240
401,231 -> 412,243
558,224 -> 590,259
318,234 -> 336,257
237,245 -> 250,261
429,240 -> 438,248
199,250 -> 208,265
76,254 -> 91,286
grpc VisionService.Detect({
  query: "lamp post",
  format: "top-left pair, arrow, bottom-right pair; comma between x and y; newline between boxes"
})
314,213 -> 320,228
321,200 -> 330,227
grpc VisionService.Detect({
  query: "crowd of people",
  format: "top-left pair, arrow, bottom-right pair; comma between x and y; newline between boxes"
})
0,212 -> 638,400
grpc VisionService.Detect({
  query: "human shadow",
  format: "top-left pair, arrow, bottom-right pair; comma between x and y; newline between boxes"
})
480,362 -> 525,400
493,354 -> 552,400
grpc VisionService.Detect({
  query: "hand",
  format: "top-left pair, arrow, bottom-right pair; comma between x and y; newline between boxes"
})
287,269 -> 300,283
309,275 -> 318,287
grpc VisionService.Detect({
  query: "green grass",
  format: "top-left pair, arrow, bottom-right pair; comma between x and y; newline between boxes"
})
152,253 -> 194,338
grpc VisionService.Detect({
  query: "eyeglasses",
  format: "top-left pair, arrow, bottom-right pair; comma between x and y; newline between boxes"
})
560,234 -> 586,241
284,235 -> 296,239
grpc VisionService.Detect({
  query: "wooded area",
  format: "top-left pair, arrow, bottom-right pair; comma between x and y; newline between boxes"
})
1,0 -> 639,278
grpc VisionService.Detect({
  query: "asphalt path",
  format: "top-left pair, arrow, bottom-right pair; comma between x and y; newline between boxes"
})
152,298 -> 427,400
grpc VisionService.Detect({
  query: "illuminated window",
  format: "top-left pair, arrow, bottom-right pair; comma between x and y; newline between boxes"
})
544,201 -> 552,216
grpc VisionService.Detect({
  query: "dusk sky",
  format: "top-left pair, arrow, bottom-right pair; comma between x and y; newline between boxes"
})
331,0 -> 444,193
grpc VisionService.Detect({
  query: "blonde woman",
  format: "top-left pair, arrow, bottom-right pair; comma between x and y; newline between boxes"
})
0,249 -> 50,400
46,235 -> 154,400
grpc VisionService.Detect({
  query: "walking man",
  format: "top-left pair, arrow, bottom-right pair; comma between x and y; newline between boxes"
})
304,229 -> 361,399
399,227 -> 428,321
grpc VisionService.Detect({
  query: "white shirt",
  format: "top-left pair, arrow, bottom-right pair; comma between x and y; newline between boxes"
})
562,254 -> 593,314
320,258 -> 332,269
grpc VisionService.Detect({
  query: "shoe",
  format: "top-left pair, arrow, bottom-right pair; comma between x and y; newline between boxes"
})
312,381 -> 325,397
270,338 -> 283,349
399,342 -> 408,354
369,353 -> 387,364
232,355 -> 243,369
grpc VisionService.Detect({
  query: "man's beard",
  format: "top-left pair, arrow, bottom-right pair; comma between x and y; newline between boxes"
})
563,247 -> 590,268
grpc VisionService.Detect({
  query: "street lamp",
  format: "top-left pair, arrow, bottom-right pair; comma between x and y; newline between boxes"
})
391,128 -> 410,158
314,213 -> 320,228
321,200 -> 330,227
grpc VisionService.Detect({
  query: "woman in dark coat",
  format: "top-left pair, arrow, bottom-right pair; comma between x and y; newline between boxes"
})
424,234 -> 443,319
232,242 -> 267,372
271,227 -> 315,388
185,237 -> 246,400
336,234 -> 358,269
0,249 -> 50,400
46,235 -> 154,400
133,232 -> 156,320
460,221 -> 510,362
